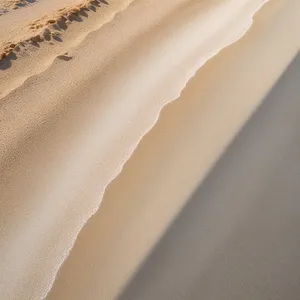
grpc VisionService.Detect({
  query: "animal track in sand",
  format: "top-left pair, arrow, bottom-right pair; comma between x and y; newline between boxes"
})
57,52 -> 73,61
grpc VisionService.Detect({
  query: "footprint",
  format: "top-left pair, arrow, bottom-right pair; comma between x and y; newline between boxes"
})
57,53 -> 72,61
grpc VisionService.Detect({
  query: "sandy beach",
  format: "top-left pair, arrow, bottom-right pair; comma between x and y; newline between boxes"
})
0,0 -> 299,299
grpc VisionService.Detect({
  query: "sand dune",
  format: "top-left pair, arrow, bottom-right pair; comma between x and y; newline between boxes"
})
0,0 -> 136,96
0,0 -> 299,300
45,1 -> 300,299
0,0 -> 110,60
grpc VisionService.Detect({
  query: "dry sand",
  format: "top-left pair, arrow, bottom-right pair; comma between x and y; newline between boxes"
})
0,0 -> 299,299
45,1 -> 300,299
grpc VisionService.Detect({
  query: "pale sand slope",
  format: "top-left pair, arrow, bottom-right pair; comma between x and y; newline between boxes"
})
45,1 -> 300,299
0,0 -> 299,299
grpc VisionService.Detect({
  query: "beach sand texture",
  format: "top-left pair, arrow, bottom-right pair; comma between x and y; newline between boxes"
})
0,0 -> 299,299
